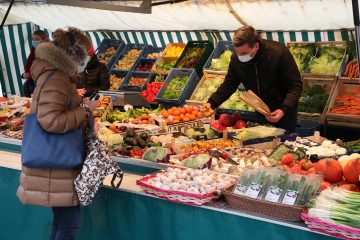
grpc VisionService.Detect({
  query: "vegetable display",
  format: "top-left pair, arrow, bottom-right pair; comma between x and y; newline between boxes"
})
179,139 -> 240,154
235,126 -> 285,140
160,105 -> 213,124
176,47 -> 205,69
161,76 -> 190,100
288,43 -> 316,73
330,91 -> 360,116
190,75 -> 225,102
114,49 -> 142,70
163,45 -> 184,58
343,60 -> 359,79
210,50 -> 232,71
308,187 -> 360,229
306,140 -> 347,158
156,61 -> 176,70
218,90 -> 254,111
308,46 -> 345,75
99,46 -> 117,65
109,74 -> 125,91
298,85 -> 329,113
128,77 -> 147,87
141,82 -> 163,103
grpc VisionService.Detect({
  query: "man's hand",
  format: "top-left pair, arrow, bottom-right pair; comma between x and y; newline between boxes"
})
77,88 -> 87,97
266,109 -> 285,123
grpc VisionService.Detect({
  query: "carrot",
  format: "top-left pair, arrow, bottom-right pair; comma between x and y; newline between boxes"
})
344,63 -> 351,76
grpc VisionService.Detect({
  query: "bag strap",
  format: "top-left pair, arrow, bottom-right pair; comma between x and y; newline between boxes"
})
110,170 -> 124,189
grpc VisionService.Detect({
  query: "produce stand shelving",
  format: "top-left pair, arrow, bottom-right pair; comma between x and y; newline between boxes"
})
95,39 -> 125,69
110,43 -> 148,72
119,71 -> 152,92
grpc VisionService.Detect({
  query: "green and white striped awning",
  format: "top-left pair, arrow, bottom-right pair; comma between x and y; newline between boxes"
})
0,22 -> 354,97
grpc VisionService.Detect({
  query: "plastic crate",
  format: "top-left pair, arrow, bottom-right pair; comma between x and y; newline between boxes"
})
203,41 -> 234,74
142,46 -> 165,59
95,39 -> 125,69
174,41 -> 214,76
110,43 -> 147,71
108,70 -> 129,91
120,71 -> 152,92
216,109 -> 265,123
295,124 -> 320,137
155,69 -> 199,108
133,58 -> 156,72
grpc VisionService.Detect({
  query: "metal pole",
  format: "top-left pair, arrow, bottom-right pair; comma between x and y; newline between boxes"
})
0,0 -> 15,31
352,0 -> 360,78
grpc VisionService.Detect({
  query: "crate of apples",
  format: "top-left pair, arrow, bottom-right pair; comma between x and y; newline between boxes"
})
160,104 -> 214,124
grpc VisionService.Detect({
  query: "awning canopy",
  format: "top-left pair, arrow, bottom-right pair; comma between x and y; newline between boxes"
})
0,0 -> 355,31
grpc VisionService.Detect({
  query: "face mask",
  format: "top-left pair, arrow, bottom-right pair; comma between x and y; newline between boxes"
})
78,56 -> 90,73
237,54 -> 253,63
32,40 -> 40,48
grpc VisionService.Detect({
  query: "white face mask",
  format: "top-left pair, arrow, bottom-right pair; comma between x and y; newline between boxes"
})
78,56 -> 90,73
32,40 -> 40,48
237,54 -> 253,63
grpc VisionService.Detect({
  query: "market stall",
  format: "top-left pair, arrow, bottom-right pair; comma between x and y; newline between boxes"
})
0,1 -> 359,240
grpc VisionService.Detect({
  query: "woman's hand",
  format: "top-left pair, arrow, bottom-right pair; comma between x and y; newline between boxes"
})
77,88 -> 87,97
83,97 -> 98,112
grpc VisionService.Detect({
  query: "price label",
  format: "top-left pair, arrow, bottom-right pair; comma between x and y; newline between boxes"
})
233,184 -> 248,195
264,186 -> 283,203
245,183 -> 262,198
282,189 -> 299,205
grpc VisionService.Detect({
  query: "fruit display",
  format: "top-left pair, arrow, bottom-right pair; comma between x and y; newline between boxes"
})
288,43 -> 316,73
106,105 -> 162,123
114,49 -> 142,70
146,52 -> 161,59
338,153 -> 360,168
156,61 -> 176,71
179,139 -> 240,154
218,90 -> 254,111
128,77 -> 148,87
298,85 -> 329,113
211,113 -> 246,132
142,167 -> 236,194
161,76 -> 190,100
141,82 -> 163,103
135,62 -> 154,72
209,50 -> 232,71
330,91 -> 360,116
160,105 -> 213,124
130,114 -> 155,125
109,74 -> 125,91
308,46 -> 346,75
93,97 -> 112,120
99,46 -> 117,65
176,47 -> 205,69
163,45 -> 185,58
279,154 -> 316,175
343,60 -> 359,79
190,75 -> 225,102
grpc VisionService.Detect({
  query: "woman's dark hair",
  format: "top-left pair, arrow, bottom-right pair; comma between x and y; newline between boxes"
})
33,30 -> 49,40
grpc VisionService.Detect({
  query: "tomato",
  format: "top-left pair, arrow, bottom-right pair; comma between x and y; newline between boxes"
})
320,181 -> 332,191
340,183 -> 360,192
281,153 -> 295,166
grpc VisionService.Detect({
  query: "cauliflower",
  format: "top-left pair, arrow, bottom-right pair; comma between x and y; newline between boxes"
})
107,134 -> 123,148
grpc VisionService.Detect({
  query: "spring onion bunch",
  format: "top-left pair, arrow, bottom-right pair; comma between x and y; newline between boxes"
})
308,187 -> 360,229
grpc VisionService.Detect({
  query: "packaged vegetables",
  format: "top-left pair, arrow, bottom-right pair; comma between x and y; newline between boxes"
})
233,168 -> 321,205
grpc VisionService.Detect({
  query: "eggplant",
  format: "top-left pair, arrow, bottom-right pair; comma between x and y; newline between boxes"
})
125,137 -> 137,146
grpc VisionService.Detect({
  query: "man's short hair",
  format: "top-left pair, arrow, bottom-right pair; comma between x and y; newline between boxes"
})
33,30 -> 49,40
233,26 -> 259,48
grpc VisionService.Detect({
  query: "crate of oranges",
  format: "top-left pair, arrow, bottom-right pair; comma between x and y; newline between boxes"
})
156,104 -> 214,133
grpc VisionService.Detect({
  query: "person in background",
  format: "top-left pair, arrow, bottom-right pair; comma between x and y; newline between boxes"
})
22,30 -> 49,97
207,26 -> 303,132
17,27 -> 97,240
76,49 -> 110,98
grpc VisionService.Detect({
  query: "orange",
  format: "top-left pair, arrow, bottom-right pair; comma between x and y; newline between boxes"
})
185,106 -> 193,113
166,118 -> 171,124
196,112 -> 202,118
189,114 -> 196,120
191,111 -> 198,116
168,109 -> 175,116
183,117 -> 190,122
173,119 -> 180,124
141,120 -> 149,124
131,119 -> 137,124
162,112 -> 169,118
174,110 -> 181,116
174,116 -> 180,122
180,108 -> 186,114
179,114 -> 185,120
185,113 -> 191,118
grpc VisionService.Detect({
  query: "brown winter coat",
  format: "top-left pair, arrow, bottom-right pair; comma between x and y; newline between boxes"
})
17,42 -> 87,207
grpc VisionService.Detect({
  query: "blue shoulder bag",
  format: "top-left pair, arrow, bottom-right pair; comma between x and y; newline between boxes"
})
21,71 -> 84,169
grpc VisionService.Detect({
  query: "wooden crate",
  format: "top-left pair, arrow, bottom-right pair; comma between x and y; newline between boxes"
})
186,72 -> 225,106
298,77 -> 337,125
302,41 -> 347,80
326,78 -> 360,124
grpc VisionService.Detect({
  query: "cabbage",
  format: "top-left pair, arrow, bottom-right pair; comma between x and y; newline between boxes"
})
142,147 -> 171,163
210,50 -> 232,71
235,126 -> 286,140
207,85 -> 218,94
180,154 -> 212,169
213,77 -> 224,87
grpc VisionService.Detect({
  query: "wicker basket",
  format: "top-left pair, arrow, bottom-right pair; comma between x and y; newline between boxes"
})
223,187 -> 305,221
136,171 -> 235,206
301,210 -> 360,240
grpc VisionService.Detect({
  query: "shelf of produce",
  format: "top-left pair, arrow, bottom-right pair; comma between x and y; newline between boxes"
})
326,78 -> 360,124
0,153 -> 335,240
110,43 -> 147,72
298,78 -> 336,125
203,40 -> 234,75
95,39 -> 125,69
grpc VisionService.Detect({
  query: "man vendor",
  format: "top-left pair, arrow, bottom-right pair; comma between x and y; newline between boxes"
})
208,26 -> 303,132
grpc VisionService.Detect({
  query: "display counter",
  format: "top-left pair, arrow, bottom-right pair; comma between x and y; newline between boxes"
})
0,138 -> 337,240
